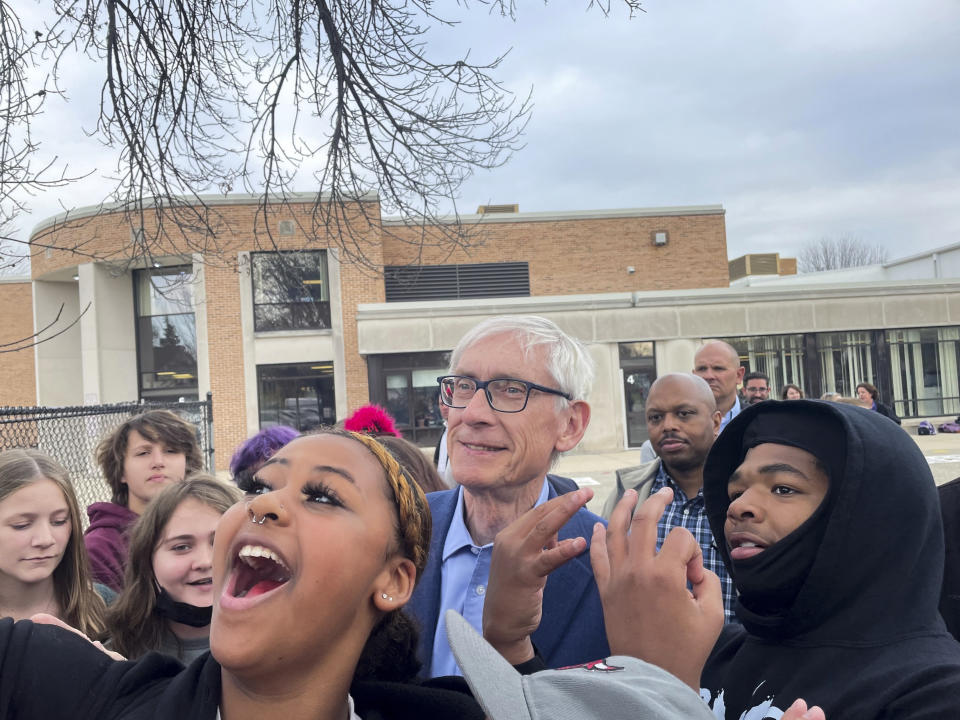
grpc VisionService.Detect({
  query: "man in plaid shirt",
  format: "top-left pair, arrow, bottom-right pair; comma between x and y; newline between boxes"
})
639,373 -> 737,621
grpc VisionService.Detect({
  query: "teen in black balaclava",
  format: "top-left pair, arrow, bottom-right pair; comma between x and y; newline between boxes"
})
700,400 -> 960,719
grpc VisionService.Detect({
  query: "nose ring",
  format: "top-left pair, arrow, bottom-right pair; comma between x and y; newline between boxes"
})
247,502 -> 267,525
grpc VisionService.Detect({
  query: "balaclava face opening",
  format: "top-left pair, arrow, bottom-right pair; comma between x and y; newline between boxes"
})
721,407 -> 846,634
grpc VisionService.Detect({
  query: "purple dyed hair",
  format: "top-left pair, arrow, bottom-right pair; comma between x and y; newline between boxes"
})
229,425 -> 300,478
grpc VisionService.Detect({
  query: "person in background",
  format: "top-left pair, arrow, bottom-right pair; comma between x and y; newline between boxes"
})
742,371 -> 771,405
856,382 -> 901,425
0,449 -> 107,637
781,384 -> 805,400
85,410 -> 203,592
105,476 -> 240,664
229,425 -> 299,486
693,341 -> 745,432
378,435 -> 449,495
600,374 -> 737,621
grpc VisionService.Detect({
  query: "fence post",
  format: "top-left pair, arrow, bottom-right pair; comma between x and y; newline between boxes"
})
205,391 -> 215,472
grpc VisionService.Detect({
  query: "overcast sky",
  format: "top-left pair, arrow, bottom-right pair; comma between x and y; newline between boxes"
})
9,0 -> 960,265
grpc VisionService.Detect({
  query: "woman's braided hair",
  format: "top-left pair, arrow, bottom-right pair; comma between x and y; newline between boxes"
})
341,430 -> 431,583
335,430 -> 434,683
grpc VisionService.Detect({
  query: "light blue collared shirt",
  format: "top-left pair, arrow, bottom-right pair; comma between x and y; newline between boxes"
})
429,478 -> 551,677
719,398 -> 742,433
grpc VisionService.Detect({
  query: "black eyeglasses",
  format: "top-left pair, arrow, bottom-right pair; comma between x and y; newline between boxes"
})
437,375 -> 572,413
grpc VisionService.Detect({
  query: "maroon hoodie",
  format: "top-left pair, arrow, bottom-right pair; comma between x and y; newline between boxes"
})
83,502 -> 138,592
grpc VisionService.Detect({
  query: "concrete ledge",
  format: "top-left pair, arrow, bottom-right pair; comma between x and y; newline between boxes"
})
382,204 -> 725,226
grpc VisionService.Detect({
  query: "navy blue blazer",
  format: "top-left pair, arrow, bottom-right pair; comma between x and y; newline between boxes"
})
407,479 -> 611,677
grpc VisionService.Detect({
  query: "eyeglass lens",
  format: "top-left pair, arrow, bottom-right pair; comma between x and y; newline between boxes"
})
441,377 -> 529,411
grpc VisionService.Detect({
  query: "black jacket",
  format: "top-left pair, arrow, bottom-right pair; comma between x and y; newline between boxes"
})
874,401 -> 901,425
0,619 -> 484,719
939,476 -> 960,640
700,400 -> 960,719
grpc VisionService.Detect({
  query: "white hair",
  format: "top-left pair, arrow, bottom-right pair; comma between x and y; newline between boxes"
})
448,315 -> 595,402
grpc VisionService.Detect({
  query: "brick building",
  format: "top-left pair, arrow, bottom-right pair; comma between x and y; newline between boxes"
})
10,194 -> 958,466
6,195 -> 729,468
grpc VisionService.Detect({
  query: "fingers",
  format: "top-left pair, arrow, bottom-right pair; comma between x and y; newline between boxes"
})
628,486 -> 674,558
782,699 -> 826,720
657,526 -> 705,588
507,488 -> 594,551
590,522 -> 610,589
532,536 -> 587,576
30,614 -> 86,638
604,488 -> 640,566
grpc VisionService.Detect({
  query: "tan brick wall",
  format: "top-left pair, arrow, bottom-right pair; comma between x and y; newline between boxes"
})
0,282 -> 37,406
30,199 -> 385,469
382,213 -> 729,293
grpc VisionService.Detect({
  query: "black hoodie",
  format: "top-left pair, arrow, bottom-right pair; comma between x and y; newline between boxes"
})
699,400 -> 960,719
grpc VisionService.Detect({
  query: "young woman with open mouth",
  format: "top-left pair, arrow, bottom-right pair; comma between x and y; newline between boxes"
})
105,475 -> 240,664
0,430 -> 485,719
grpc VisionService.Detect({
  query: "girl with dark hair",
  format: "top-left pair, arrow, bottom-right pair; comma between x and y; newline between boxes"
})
0,430 -> 485,719
85,409 -> 204,591
781,384 -> 805,400
0,449 -> 106,638
105,476 -> 241,663
856,382 -> 901,425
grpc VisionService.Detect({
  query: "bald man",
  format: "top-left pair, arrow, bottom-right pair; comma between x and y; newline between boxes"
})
693,340 -> 745,433
603,374 -> 736,621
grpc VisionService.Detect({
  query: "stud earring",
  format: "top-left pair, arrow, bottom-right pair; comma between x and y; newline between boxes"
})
381,592 -> 393,601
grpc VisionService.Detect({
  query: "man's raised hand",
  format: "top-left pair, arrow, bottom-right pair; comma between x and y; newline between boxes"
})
482,488 -> 594,664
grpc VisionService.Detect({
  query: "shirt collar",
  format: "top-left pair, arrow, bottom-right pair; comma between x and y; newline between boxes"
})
652,461 -> 703,504
442,478 -> 550,561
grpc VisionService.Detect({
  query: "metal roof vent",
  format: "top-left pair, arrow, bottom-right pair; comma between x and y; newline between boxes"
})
477,204 -> 519,214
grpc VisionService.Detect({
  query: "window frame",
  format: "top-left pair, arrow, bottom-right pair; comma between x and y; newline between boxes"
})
251,250 -> 331,333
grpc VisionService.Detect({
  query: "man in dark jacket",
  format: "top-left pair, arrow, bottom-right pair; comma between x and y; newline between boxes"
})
674,401 -> 959,717
408,315 -> 609,679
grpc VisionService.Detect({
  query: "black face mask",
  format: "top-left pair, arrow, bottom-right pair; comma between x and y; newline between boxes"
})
154,585 -> 212,628
730,501 -> 829,632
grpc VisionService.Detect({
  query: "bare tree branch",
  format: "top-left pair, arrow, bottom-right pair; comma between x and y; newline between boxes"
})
0,0 -> 640,275
797,235 -> 890,273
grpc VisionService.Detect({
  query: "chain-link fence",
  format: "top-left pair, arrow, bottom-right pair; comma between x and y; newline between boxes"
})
0,394 -> 214,527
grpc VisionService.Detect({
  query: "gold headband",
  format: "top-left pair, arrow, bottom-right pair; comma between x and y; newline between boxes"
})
344,431 -> 430,577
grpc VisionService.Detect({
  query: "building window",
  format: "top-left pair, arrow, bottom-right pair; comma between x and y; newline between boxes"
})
367,351 -> 450,447
257,362 -> 336,432
887,326 -> 960,417
814,331 -> 877,398
619,342 -> 656,448
252,251 -> 331,332
721,334 -> 806,397
384,262 -> 530,302
134,266 -> 198,401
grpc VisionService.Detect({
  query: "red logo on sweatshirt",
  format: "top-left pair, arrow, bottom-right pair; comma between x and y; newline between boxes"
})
558,659 -> 624,672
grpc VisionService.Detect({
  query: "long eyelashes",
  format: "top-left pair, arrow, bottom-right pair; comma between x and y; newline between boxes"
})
237,474 -> 271,495
237,475 -> 344,508
302,481 -> 344,508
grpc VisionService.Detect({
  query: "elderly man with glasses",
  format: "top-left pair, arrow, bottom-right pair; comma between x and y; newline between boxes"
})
408,315 -> 610,678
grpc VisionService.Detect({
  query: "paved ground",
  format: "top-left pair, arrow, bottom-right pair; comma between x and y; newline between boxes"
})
556,426 -> 960,516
